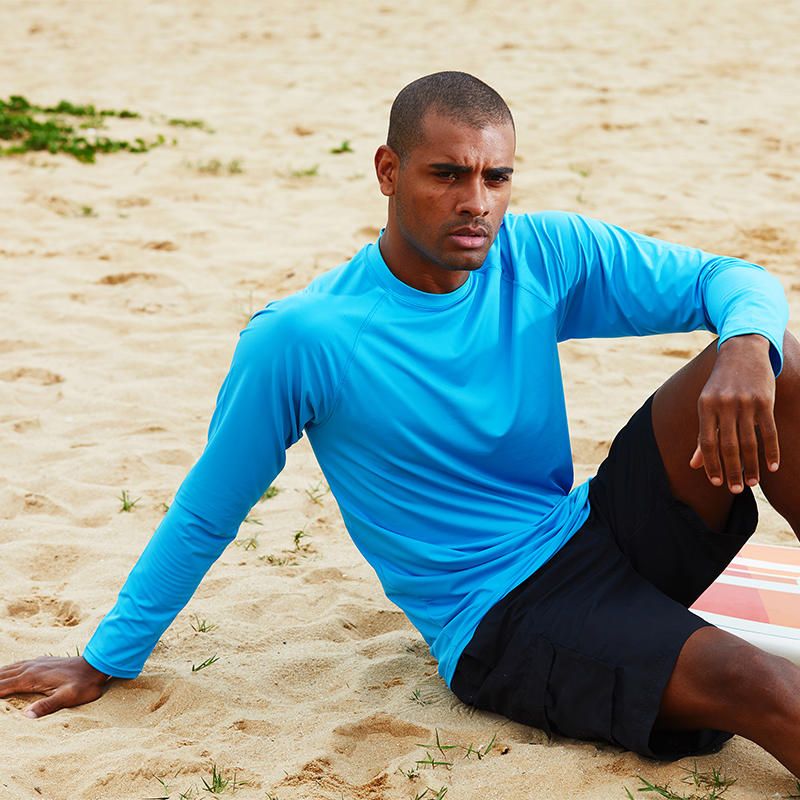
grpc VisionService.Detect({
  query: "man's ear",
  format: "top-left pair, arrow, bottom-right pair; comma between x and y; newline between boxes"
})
374,145 -> 399,197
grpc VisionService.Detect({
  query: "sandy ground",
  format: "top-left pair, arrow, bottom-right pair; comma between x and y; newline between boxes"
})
1,1 -> 799,798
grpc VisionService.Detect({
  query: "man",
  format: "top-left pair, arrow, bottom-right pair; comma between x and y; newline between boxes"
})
1,71 -> 798,773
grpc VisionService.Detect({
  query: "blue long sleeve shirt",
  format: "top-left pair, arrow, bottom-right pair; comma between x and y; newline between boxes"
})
84,211 -> 789,686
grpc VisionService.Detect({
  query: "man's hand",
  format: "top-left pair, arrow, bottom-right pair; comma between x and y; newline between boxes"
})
0,656 -> 110,718
690,334 -> 780,493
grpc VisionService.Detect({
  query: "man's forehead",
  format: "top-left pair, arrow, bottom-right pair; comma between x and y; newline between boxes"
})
414,110 -> 516,162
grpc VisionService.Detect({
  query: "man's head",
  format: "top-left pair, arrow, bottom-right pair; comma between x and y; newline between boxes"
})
375,72 -> 516,288
386,71 -> 515,164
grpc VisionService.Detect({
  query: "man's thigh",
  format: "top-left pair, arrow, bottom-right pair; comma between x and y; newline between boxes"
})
589,391 -> 758,606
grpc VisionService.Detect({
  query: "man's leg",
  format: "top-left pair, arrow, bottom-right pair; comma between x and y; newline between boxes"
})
650,330 -> 800,774
651,330 -> 800,535
657,626 -> 800,775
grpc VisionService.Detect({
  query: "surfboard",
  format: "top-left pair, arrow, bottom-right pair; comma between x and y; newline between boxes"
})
691,541 -> 800,663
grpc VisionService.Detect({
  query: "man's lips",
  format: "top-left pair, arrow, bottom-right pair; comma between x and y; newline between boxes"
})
447,226 -> 490,249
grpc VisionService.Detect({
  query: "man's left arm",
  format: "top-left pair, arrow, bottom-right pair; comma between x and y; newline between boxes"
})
534,211 -> 789,488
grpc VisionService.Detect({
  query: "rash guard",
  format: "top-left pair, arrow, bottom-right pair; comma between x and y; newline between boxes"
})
84,211 -> 788,686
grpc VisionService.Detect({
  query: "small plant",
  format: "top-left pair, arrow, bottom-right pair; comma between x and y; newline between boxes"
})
187,158 -> 243,176
244,515 -> 263,526
146,775 -> 171,800
260,485 -> 280,502
624,763 -> 736,799
168,117 -> 213,132
305,481 -> 329,505
191,654 -> 219,673
293,529 -> 310,551
237,534 -> 259,551
411,688 -> 428,706
160,501 -> 171,514
289,163 -> 319,178
80,205 -> 96,217
199,764 -> 249,794
413,788 -> 448,800
398,766 -> 420,780
190,614 -> 218,633
0,95 -> 164,162
259,553 -> 295,567
415,752 -> 453,770
118,489 -> 140,512
330,139 -> 353,154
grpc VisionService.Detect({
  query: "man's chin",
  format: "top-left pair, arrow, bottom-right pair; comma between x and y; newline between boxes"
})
441,249 -> 489,271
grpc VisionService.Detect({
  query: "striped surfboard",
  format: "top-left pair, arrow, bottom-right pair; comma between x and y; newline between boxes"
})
691,541 -> 800,662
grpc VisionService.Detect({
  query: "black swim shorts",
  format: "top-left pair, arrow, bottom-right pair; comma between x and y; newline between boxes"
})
450,392 -> 758,759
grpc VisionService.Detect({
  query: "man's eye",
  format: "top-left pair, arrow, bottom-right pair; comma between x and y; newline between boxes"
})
487,174 -> 510,184
436,171 -> 458,180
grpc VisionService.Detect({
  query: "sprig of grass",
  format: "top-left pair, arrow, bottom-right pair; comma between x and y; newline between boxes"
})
293,529 -> 310,551
330,139 -> 353,154
411,688 -> 428,706
168,117 -> 213,133
624,763 -> 736,799
289,163 -> 319,178
186,158 -> 243,176
118,489 -> 140,512
191,655 -> 219,673
260,485 -> 280,502
413,788 -> 448,800
305,480 -> 329,505
414,729 -> 497,769
190,614 -> 218,633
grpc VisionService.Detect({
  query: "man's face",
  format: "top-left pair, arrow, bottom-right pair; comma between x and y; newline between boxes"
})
380,111 -> 515,275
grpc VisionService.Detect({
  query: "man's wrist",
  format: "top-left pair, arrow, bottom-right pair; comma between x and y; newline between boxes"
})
80,656 -> 111,683
719,333 -> 771,354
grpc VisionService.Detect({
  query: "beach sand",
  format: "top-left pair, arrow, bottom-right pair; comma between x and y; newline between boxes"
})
1,1 -> 798,797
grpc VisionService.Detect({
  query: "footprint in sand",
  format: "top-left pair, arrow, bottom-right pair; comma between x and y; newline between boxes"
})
280,757 -> 390,799
0,367 -> 63,385
97,272 -> 176,287
335,604 -> 410,640
6,597 -> 82,627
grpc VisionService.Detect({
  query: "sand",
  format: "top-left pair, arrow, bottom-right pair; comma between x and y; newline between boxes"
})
1,1 -> 798,797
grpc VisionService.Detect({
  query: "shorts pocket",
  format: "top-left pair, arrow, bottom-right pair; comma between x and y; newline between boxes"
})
472,636 -> 556,736
544,641 -> 616,744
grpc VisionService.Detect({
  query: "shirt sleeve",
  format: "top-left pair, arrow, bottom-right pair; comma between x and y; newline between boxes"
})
83,302 -> 332,678
530,212 -> 789,375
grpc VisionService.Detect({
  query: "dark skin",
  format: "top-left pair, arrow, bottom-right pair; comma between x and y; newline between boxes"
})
2,110 -> 799,775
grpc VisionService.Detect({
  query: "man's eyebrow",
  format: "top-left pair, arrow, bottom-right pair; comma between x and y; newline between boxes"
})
429,162 -> 514,175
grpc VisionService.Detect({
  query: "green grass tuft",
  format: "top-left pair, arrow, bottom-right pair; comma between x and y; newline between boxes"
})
0,95 -> 165,162
118,489 -> 140,512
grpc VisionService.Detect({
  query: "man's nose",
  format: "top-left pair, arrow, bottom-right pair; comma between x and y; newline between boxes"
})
455,178 -> 490,217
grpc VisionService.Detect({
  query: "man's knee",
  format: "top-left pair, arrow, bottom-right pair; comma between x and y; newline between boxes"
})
659,627 -> 799,732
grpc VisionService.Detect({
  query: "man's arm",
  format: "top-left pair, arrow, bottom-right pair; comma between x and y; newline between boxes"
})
0,302 -> 332,716
526,211 -> 789,491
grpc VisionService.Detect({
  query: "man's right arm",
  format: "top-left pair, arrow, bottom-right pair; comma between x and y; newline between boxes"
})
0,302 -> 332,716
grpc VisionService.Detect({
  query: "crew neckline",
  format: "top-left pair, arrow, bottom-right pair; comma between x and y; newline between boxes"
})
366,237 -> 476,310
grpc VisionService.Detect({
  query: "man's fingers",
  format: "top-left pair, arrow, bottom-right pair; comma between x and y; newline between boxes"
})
24,688 -> 72,719
689,444 -> 704,470
757,413 -> 781,472
0,661 -> 31,678
718,418 -> 744,493
697,409 -> 723,487
738,415 -> 761,487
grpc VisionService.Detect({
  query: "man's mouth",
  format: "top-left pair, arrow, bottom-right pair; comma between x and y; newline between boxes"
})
447,226 -> 490,250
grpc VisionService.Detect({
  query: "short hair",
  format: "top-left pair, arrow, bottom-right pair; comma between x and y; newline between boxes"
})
387,71 -> 515,161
